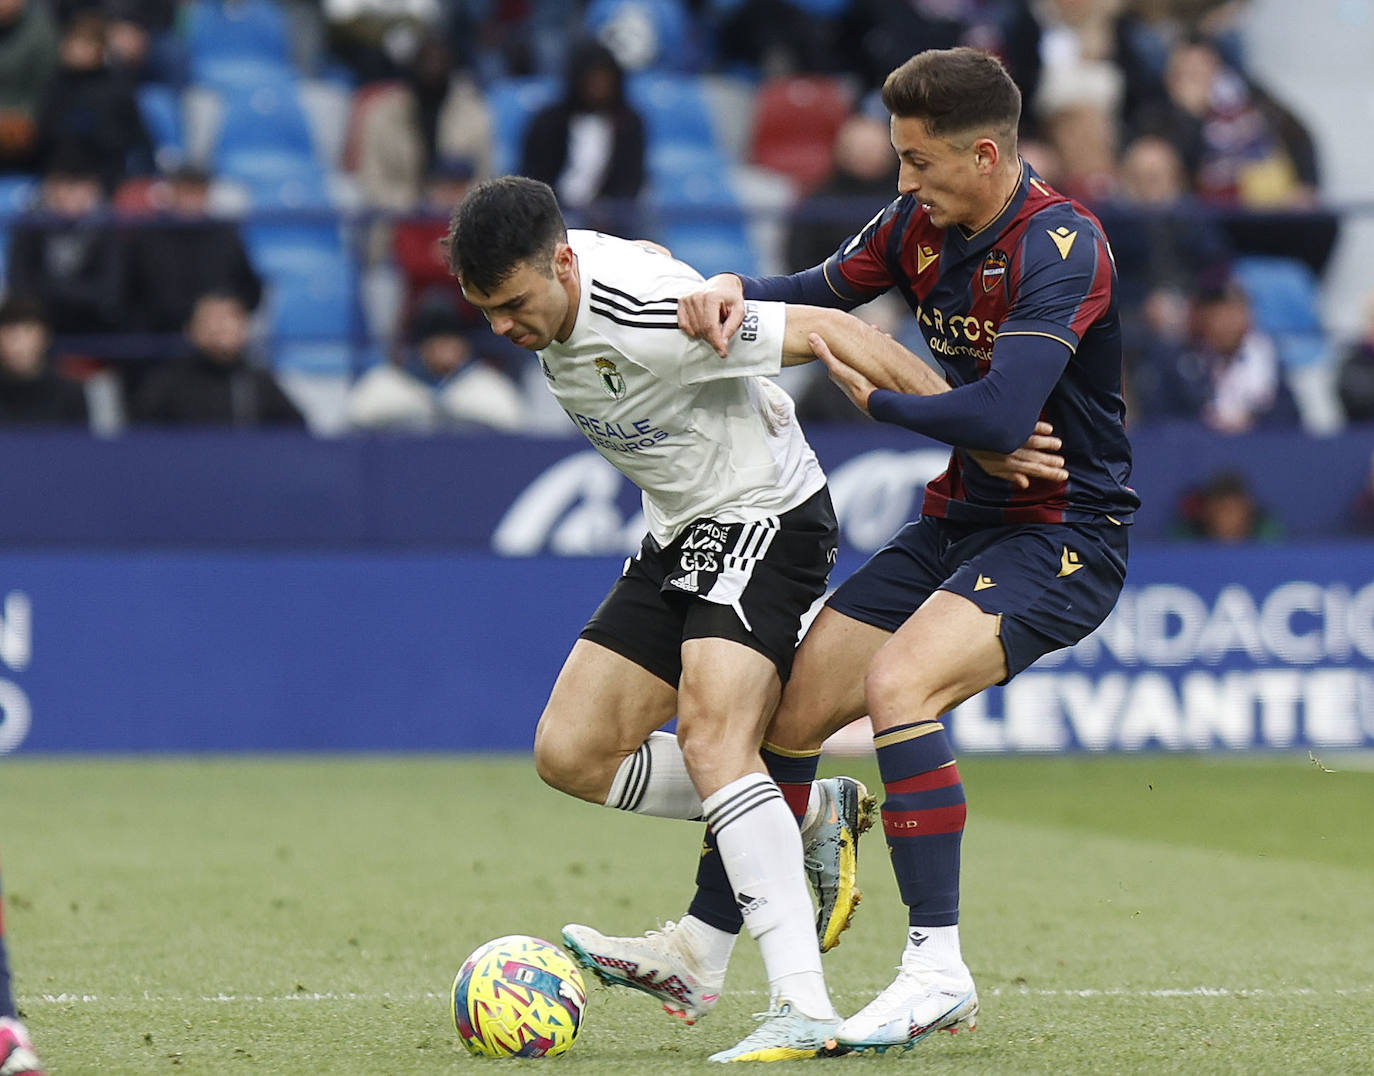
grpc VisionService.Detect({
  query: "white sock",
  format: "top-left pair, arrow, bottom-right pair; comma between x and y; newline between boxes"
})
676,914 -> 736,977
702,773 -> 837,1020
604,731 -> 703,819
799,782 -> 821,831
906,924 -> 964,969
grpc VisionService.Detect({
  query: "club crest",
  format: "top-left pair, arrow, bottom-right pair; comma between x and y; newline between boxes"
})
981,249 -> 1009,293
594,357 -> 626,400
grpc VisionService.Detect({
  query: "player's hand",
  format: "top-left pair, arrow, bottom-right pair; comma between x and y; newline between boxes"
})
967,422 -> 1068,489
811,332 -> 877,414
678,274 -> 746,358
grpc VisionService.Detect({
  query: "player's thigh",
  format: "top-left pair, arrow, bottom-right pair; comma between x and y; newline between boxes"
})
767,518 -> 948,747
941,521 -> 1128,678
534,638 -> 678,799
765,605 -> 892,752
867,590 -> 1008,730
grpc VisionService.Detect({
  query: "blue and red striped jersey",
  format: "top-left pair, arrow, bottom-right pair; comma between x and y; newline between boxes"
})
781,164 -> 1139,526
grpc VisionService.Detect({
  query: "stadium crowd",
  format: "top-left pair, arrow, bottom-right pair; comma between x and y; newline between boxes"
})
0,0 -> 1368,528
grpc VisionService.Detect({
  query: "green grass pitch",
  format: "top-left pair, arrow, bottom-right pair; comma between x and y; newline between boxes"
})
4,752 -> 1373,1074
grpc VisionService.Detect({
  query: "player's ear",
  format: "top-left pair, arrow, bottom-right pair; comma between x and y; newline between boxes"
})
552,242 -> 575,279
973,137 -> 999,172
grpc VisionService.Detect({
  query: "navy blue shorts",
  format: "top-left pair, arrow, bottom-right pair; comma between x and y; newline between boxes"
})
827,516 -> 1129,679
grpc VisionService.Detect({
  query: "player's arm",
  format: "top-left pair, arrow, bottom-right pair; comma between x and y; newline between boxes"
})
779,304 -> 950,396
777,306 -> 1067,487
812,329 -> 1072,455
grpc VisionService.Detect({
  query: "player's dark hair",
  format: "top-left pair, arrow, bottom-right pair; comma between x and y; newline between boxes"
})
882,47 -> 1021,144
446,175 -> 568,294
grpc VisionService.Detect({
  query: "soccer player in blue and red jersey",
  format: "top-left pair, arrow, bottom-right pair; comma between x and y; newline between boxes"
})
690,45 -> 1137,1054
0,856 -> 45,1076
604,46 -> 1132,1056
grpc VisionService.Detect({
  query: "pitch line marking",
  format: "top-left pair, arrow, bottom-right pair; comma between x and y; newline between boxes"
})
32,985 -> 1374,1005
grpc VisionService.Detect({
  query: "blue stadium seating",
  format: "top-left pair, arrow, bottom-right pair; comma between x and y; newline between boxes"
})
485,76 -> 558,175
245,225 -> 361,355
627,73 -> 717,148
184,0 -> 290,67
137,83 -> 184,164
213,79 -> 316,160
584,0 -> 702,72
1232,255 -> 1327,367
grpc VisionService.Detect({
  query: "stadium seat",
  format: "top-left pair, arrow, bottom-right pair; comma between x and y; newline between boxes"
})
583,0 -> 702,72
218,148 -> 330,208
485,76 -> 558,176
137,83 -> 185,166
212,79 -> 316,161
748,75 -> 855,195
191,54 -> 297,92
1231,255 -> 1326,367
627,72 -> 716,148
247,225 -> 361,348
184,0 -> 291,67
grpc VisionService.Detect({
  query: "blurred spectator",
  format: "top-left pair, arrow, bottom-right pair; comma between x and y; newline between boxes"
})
519,39 -> 645,233
1129,38 -> 1314,208
712,0 -> 852,76
103,0 -> 184,86
322,0 -> 442,83
0,296 -> 88,425
1136,273 -> 1300,432
130,292 -> 305,427
33,8 -> 153,191
844,0 -> 1041,103
354,31 -> 492,230
1172,468 -> 1282,543
346,302 -> 526,433
1095,134 -> 1232,385
0,0 -> 57,174
784,112 -> 894,273
1032,58 -> 1123,205
121,163 -> 263,338
5,156 -> 124,338
1336,293 -> 1374,425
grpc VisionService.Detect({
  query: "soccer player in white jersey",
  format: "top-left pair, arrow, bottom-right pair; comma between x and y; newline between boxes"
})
446,176 -> 1054,1061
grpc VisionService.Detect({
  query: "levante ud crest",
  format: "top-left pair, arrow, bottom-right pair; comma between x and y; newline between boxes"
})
982,249 -> 1009,293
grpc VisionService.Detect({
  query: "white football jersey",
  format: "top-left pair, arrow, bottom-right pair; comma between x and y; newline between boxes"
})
538,230 -> 825,547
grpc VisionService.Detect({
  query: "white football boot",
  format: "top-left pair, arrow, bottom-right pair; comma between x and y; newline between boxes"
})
831,936 -> 978,1053
707,1000 -> 841,1063
800,777 -> 876,952
561,920 -> 724,1024
0,1017 -> 45,1076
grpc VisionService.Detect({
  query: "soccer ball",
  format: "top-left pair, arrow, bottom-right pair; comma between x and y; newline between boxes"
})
451,934 -> 587,1058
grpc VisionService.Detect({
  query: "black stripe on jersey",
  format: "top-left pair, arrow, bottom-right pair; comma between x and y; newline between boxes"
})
591,279 -> 679,312
589,290 -> 679,318
589,305 -> 680,330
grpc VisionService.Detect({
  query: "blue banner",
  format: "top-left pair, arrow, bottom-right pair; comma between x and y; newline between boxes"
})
2,546 -> 1371,755
1,426 -> 1372,551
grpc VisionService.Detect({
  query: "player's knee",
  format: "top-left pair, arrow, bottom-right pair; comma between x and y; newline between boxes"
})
865,651 -> 938,724
532,714 -> 604,801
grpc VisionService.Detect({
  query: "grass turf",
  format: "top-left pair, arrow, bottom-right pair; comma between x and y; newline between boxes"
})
3,753 -> 1372,1074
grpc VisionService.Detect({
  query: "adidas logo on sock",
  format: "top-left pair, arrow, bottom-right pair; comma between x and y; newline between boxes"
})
736,891 -> 767,916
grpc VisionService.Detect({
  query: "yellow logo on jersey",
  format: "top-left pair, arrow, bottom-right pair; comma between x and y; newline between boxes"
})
1048,227 -> 1078,260
1058,547 -> 1084,577
917,244 -> 939,274
974,574 -> 997,591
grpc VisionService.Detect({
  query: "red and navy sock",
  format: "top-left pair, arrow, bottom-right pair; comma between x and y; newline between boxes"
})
875,720 -> 966,927
686,743 -> 821,934
0,862 -> 15,1019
